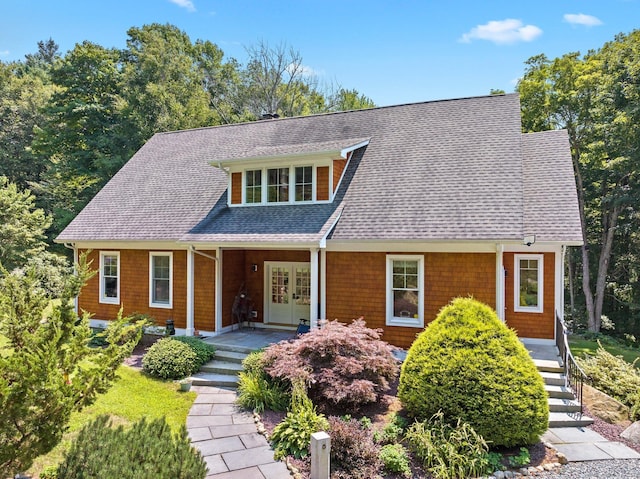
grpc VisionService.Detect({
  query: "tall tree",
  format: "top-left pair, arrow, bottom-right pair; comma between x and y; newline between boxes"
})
123,23 -> 215,140
0,177 -> 50,271
518,31 -> 640,332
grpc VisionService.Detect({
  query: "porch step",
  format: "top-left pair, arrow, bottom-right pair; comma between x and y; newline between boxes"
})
534,358 -> 564,373
548,398 -> 582,413
540,371 -> 566,387
545,384 -> 575,400
214,349 -> 249,364
200,360 -> 244,376
548,412 -> 594,428
207,342 -> 256,355
190,372 -> 239,388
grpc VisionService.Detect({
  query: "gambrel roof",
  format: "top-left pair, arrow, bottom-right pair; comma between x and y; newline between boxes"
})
57,94 -> 583,246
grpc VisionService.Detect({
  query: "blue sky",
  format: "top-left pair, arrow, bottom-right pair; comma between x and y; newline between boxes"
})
1,0 -> 639,106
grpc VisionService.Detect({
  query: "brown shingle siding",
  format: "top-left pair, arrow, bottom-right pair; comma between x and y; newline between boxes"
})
231,172 -> 242,204
316,166 -> 329,201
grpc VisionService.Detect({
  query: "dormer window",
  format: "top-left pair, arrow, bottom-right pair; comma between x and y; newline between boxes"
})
245,170 -> 262,204
295,166 -> 313,202
267,168 -> 289,203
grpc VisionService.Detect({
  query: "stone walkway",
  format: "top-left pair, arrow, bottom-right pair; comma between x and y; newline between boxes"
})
543,427 -> 640,462
187,385 -> 292,479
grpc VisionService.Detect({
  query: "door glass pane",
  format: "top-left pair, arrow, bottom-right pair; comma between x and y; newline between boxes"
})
271,267 -> 289,304
295,267 -> 311,305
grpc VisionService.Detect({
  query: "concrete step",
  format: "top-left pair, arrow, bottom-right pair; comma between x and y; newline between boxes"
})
190,372 -> 238,388
548,412 -> 594,428
534,358 -> 564,373
545,384 -> 575,400
207,342 -> 256,355
200,360 -> 244,376
214,349 -> 248,364
540,371 -> 566,387
548,397 -> 582,413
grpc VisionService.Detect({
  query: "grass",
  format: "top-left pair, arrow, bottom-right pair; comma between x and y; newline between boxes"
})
569,336 -> 640,368
27,365 -> 197,476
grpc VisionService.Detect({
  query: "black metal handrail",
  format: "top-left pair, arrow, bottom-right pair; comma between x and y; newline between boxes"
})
555,312 -> 588,414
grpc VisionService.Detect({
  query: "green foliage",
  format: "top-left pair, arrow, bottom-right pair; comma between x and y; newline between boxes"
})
379,443 -> 411,477
270,382 -> 328,459
39,465 -> 58,479
0,177 -> 51,271
485,451 -> 505,472
142,338 -> 198,380
398,297 -> 549,447
263,319 -> 399,410
508,447 -> 531,468
373,413 -> 407,445
327,416 -> 381,479
577,344 -> 640,419
172,336 -> 215,366
0,255 -> 146,476
236,350 -> 290,412
55,415 -> 207,478
405,412 -> 489,479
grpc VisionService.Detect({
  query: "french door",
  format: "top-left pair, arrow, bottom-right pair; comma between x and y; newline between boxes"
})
265,262 -> 311,325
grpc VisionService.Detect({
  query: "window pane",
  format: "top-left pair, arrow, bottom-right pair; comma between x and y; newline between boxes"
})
267,168 -> 289,202
295,166 -> 312,202
153,256 -> 170,280
153,279 -> 170,303
393,290 -> 418,317
519,259 -> 539,307
245,170 -> 262,203
152,255 -> 170,304
104,277 -> 117,298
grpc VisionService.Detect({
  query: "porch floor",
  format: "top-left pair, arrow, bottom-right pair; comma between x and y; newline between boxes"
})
201,328 -> 295,353
522,340 -> 562,363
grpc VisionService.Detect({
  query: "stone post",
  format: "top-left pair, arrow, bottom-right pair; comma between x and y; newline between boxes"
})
310,431 -> 330,479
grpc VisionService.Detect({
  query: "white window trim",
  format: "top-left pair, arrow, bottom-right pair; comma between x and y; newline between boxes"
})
514,254 -> 544,313
236,164 -> 329,206
99,251 -> 120,305
149,252 -> 173,309
386,254 -> 424,327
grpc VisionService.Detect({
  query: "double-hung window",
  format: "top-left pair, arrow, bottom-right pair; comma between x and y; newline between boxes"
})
514,254 -> 543,313
386,255 -> 424,327
150,252 -> 172,308
267,167 -> 289,203
295,166 -> 313,202
99,251 -> 120,304
245,170 -> 262,203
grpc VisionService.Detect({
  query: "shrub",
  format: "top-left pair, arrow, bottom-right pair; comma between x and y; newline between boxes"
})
172,336 -> 216,367
263,319 -> 399,410
142,338 -> 198,379
577,344 -> 640,420
405,412 -> 489,479
379,443 -> 411,477
56,415 -> 207,479
237,370 -> 290,412
270,382 -> 328,459
373,413 -> 407,444
39,465 -> 58,479
328,416 -> 381,479
398,297 -> 548,447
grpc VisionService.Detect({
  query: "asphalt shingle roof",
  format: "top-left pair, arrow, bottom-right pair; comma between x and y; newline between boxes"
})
56,93 -> 582,245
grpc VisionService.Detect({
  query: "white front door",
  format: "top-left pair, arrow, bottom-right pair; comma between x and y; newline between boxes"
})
265,262 -> 311,325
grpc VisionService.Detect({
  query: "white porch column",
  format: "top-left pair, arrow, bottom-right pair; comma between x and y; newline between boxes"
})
215,247 -> 223,333
320,248 -> 327,321
555,245 -> 564,321
310,248 -> 319,328
496,244 -> 505,321
186,247 -> 195,336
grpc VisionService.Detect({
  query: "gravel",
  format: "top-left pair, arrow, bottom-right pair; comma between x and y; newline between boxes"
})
532,459 -> 640,478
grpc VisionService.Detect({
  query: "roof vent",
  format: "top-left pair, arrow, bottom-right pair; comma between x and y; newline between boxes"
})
260,113 -> 280,120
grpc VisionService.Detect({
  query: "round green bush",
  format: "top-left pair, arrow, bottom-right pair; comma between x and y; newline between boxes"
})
398,297 -> 548,447
142,338 -> 198,379
172,336 -> 216,367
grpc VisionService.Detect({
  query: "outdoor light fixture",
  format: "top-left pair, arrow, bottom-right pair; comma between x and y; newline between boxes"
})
523,235 -> 536,247
251,264 -> 258,272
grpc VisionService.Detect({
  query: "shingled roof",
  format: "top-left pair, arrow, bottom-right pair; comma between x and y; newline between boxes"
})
56,93 -> 583,245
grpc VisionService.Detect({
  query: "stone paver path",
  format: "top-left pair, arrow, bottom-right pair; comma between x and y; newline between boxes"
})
187,385 -> 291,479
543,427 -> 640,462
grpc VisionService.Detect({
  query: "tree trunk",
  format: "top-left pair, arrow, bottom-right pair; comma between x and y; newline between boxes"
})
593,205 -> 620,331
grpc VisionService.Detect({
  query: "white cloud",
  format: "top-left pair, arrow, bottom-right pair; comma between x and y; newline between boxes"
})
286,63 -> 322,77
169,0 -> 195,12
563,13 -> 603,27
460,19 -> 542,45
0,50 -> 9,57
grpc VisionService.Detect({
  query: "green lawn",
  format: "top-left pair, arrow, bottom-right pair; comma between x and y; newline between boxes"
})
28,365 -> 196,476
569,336 -> 640,368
